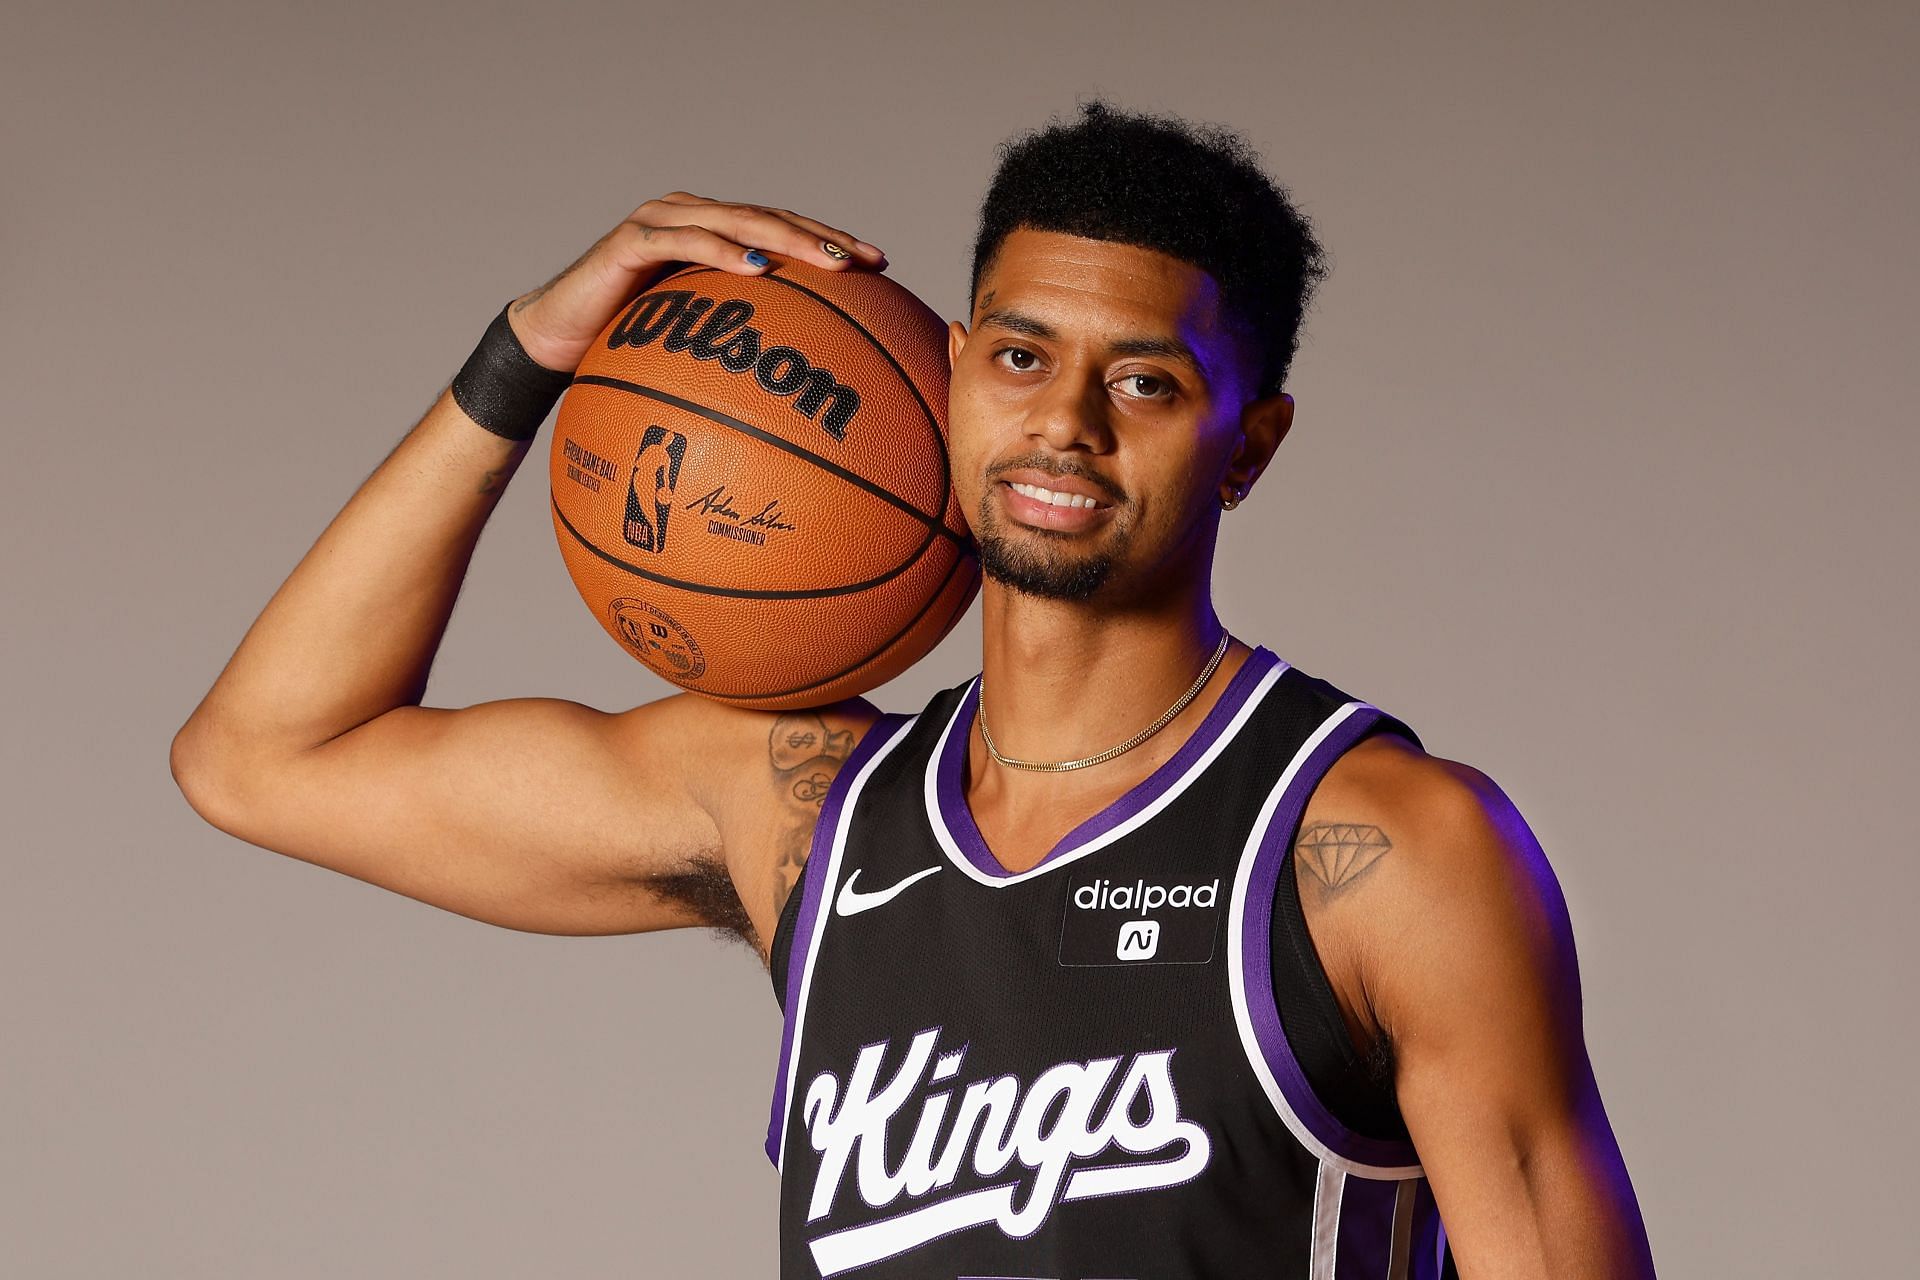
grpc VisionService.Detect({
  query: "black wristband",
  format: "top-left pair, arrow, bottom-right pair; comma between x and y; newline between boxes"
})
450,303 -> 574,442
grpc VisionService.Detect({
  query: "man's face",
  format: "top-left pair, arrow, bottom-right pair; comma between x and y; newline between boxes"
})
946,227 -> 1284,604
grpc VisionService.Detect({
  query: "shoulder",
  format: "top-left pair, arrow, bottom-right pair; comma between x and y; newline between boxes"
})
613,686 -> 890,766
1308,731 -> 1555,898
599,691 -> 892,819
1301,731 -> 1578,1031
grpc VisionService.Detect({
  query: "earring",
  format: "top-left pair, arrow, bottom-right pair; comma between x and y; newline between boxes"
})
1220,485 -> 1246,511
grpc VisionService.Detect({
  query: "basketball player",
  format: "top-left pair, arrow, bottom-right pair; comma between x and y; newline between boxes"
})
172,102 -> 1656,1277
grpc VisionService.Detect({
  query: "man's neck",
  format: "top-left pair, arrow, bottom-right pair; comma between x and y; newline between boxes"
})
976,581 -> 1234,767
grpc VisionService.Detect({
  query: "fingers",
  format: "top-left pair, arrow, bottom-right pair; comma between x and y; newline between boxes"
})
629,195 -> 887,272
506,193 -> 888,375
607,220 -> 773,277
760,206 -> 889,270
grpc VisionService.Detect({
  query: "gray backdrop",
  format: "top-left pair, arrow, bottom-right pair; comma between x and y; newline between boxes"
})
6,1 -> 1914,1274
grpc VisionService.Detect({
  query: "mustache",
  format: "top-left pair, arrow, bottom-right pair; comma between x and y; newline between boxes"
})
984,455 -> 1128,506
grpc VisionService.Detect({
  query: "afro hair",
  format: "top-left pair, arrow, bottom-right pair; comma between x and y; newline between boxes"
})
969,99 -> 1330,400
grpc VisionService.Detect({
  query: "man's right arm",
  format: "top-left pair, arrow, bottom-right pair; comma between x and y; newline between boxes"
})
172,670 -> 880,945
169,194 -> 889,951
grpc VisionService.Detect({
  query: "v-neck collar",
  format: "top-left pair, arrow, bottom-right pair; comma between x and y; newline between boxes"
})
923,646 -> 1288,886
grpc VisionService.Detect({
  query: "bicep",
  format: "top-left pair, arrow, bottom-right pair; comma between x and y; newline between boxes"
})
186,693 -> 736,936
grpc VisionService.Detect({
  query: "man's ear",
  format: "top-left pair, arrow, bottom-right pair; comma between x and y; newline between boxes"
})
1222,391 -> 1294,499
947,319 -> 969,373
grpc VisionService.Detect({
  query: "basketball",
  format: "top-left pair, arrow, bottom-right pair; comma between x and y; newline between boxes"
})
549,255 -> 979,710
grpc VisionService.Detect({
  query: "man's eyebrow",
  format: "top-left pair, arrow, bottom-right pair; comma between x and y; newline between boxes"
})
976,307 -> 1059,340
976,306 -> 1211,384
1110,333 -> 1207,377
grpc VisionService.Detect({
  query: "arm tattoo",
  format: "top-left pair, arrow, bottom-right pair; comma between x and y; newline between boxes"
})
767,712 -> 856,927
1295,822 -> 1393,901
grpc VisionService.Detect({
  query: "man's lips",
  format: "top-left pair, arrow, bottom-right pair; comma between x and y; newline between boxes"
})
992,467 -> 1118,508
994,473 -> 1118,532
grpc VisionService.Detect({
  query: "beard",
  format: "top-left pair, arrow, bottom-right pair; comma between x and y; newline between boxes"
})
973,484 -> 1134,602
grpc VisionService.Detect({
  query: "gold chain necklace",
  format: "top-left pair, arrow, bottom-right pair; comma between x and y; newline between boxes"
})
975,630 -> 1233,773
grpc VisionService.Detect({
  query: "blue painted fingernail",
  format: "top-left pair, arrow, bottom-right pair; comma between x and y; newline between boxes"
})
744,250 -> 769,267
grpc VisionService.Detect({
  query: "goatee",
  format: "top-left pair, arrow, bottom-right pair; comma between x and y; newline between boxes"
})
973,494 -> 1131,603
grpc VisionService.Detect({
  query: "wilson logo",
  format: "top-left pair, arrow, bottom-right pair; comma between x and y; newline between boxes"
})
799,1029 -> 1210,1275
607,288 -> 862,441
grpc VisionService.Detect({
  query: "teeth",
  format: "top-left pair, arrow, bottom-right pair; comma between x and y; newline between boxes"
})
1009,481 -> 1097,509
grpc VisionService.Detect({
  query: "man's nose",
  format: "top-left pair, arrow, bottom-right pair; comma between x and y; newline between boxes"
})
1025,368 -> 1112,453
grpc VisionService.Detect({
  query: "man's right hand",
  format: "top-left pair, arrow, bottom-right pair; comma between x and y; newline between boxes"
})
504,193 -> 889,374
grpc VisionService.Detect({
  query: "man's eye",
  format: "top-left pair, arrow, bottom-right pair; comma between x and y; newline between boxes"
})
994,347 -> 1038,371
1120,373 -> 1172,400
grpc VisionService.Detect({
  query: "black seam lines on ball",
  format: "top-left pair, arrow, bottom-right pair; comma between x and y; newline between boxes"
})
552,493 -> 941,601
637,263 -> 956,530
569,375 -> 965,549
749,268 -> 952,507
691,545 -> 974,703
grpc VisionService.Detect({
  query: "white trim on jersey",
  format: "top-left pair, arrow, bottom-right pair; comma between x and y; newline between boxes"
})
1389,1176 -> 1419,1279
774,715 -> 919,1174
923,658 -> 1289,887
1225,699 -> 1428,1181
1310,1160 -> 1345,1280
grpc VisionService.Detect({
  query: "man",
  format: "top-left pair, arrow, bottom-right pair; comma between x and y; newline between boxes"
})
172,101 -> 1656,1277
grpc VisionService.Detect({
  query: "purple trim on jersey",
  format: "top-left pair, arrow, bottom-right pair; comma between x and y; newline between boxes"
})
766,713 -> 913,1167
1242,704 -> 1425,1171
1335,1174 -> 1404,1278
933,646 -> 1282,878
1417,1176 -> 1447,1280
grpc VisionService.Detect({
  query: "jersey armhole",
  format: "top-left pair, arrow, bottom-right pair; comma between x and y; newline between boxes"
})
1270,713 -> 1424,1144
767,711 -> 912,1013
769,866 -> 807,1012
763,709 -> 920,1168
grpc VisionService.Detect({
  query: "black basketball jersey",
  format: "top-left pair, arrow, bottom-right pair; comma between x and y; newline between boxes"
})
765,646 -> 1451,1279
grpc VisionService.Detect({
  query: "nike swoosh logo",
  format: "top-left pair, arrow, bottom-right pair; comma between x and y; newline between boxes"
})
835,865 -> 941,917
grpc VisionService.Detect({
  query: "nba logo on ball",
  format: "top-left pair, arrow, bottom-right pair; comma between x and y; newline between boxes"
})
1116,919 -> 1160,961
623,425 -> 687,553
